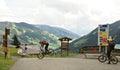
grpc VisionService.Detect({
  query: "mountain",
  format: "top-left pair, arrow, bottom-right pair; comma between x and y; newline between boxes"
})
70,20 -> 120,52
0,22 -> 79,49
34,25 -> 79,39
0,22 -> 59,49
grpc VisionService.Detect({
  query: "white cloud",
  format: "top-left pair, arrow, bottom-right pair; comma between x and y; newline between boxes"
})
0,0 -> 13,21
1,0 -> 120,36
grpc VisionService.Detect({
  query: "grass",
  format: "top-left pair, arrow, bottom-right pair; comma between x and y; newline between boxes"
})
8,47 -> 19,56
0,46 -> 19,57
0,52 -> 16,70
0,57 -> 16,70
0,46 -> 17,70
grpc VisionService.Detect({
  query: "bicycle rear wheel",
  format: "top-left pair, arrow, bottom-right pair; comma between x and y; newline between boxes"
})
111,56 -> 118,64
98,55 -> 107,63
48,49 -> 54,56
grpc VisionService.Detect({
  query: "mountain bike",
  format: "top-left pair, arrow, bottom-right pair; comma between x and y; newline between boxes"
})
98,53 -> 118,64
37,48 -> 54,59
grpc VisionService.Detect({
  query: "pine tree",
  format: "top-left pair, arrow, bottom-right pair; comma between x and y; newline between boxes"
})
11,34 -> 21,47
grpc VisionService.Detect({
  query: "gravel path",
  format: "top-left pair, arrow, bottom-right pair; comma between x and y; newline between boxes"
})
9,58 -> 120,70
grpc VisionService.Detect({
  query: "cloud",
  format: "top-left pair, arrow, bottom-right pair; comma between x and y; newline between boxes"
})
1,0 -> 120,35
0,0 -> 13,21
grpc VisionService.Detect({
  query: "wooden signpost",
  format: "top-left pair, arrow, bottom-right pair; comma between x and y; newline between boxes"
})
2,28 -> 10,58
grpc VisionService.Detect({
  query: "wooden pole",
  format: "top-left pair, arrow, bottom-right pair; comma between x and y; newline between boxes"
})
2,28 -> 10,59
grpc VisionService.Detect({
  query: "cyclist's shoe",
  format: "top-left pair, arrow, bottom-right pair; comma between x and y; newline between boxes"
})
107,61 -> 111,64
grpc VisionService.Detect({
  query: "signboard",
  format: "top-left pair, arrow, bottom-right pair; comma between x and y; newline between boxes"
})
61,42 -> 69,47
6,29 -> 10,35
98,24 -> 109,46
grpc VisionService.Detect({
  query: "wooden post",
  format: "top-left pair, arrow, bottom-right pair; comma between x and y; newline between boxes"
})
2,28 -> 10,58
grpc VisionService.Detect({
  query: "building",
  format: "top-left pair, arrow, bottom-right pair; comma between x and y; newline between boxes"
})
79,46 -> 99,54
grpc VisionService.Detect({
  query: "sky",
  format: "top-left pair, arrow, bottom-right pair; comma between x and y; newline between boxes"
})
0,0 -> 120,36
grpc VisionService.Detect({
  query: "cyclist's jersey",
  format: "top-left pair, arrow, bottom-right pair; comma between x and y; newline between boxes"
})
107,40 -> 115,51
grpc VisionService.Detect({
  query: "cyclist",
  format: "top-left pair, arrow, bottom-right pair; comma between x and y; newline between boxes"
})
107,36 -> 115,64
39,40 -> 49,53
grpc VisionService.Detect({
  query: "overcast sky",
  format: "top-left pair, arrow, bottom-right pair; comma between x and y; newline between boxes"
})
0,0 -> 120,36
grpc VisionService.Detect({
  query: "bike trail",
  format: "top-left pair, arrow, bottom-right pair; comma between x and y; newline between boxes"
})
9,58 -> 120,70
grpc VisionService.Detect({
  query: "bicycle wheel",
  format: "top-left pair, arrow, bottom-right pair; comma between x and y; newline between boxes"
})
111,56 -> 118,64
98,55 -> 107,62
37,52 -> 44,59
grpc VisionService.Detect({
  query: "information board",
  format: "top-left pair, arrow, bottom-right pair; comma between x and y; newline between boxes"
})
98,24 -> 109,46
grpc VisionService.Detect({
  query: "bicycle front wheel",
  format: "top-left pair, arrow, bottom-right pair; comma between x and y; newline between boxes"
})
111,56 -> 118,64
98,55 -> 107,63
37,52 -> 44,59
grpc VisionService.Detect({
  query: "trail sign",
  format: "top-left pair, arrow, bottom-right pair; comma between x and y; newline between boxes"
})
98,24 -> 109,46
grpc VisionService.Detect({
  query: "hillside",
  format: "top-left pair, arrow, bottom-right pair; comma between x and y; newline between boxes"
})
0,22 -> 79,49
34,25 -> 79,39
70,20 -> 120,52
0,22 -> 59,49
